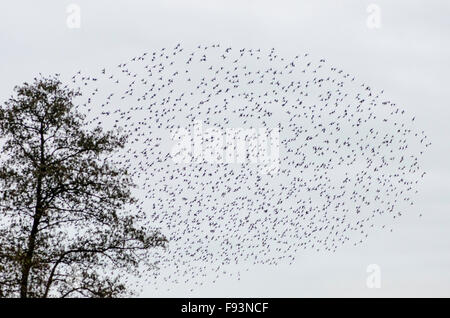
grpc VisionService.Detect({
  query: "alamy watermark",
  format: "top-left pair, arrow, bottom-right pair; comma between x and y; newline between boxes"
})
66,4 -> 81,29
366,4 -> 382,29
366,264 -> 381,288
170,120 -> 280,175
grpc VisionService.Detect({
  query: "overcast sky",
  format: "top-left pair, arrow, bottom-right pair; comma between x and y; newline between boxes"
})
1,0 -> 449,297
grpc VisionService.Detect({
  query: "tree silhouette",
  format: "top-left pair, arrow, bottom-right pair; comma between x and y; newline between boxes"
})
0,76 -> 166,298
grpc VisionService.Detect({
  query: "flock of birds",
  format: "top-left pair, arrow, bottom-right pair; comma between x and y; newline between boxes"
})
68,44 -> 430,291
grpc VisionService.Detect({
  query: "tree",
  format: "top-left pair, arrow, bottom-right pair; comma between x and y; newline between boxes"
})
0,75 -> 167,298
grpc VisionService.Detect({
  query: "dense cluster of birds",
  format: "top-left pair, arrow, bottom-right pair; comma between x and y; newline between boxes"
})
68,44 -> 430,290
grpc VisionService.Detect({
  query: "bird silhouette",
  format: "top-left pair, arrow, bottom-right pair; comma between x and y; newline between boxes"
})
69,44 -> 430,290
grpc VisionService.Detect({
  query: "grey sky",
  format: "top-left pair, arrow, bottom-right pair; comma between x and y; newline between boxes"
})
1,0 -> 449,297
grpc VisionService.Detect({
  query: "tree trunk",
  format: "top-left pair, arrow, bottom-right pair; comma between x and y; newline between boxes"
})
20,125 -> 45,298
20,199 -> 42,298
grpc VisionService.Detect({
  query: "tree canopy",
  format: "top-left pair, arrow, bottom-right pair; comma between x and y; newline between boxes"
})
0,75 -> 166,298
